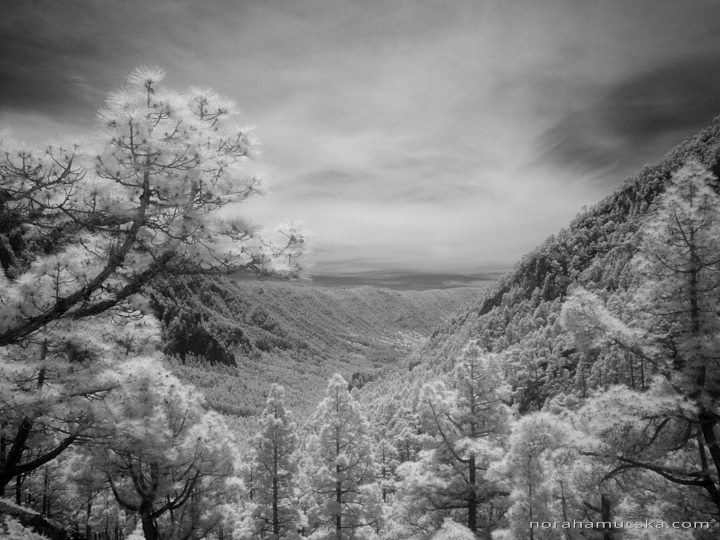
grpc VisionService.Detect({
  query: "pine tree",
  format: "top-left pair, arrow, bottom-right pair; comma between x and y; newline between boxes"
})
397,343 -> 510,536
248,384 -> 300,539
0,315 -> 157,496
499,412 -> 601,540
632,159 -> 720,391
301,374 -> 381,539
374,437 -> 399,504
96,359 -> 241,540
561,159 -> 720,522
0,66 -> 303,349
388,406 -> 426,464
0,67 -> 303,501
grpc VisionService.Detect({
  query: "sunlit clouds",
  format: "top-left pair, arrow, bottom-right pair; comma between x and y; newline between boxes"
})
3,0 -> 720,276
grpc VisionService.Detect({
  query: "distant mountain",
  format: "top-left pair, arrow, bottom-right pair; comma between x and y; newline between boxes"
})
360,118 -> 720,414
289,271 -> 503,290
149,276 -> 483,416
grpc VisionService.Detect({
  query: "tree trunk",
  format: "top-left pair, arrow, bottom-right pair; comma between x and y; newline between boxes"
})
467,455 -> 477,533
105,497 -> 110,539
0,421 -> 6,498
381,445 -> 387,503
698,409 -> 720,514
0,418 -> 32,494
272,439 -> 279,538
600,493 -> 614,540
560,480 -> 571,540
42,467 -> 50,516
528,464 -> 534,540
335,464 -> 342,540
15,472 -> 23,505
335,419 -> 342,540
0,361 -> 75,494
140,509 -> 160,540
86,493 -> 93,539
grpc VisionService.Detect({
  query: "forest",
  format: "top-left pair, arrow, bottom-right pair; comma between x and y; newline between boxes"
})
2,68 -> 720,540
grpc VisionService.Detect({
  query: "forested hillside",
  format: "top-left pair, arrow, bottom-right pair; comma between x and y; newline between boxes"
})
367,118 -> 720,385
355,119 -> 720,537
149,276 -> 480,415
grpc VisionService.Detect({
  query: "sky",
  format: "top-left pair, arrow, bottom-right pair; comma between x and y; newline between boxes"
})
3,0 -> 720,282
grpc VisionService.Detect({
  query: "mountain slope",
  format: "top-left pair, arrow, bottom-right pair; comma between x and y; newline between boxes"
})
360,117 -> 720,416
149,276 -> 483,415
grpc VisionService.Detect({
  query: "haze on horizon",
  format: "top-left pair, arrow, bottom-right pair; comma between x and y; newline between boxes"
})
3,0 -> 720,280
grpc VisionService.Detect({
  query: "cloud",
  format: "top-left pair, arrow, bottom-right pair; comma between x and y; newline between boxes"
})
540,54 -> 720,179
4,0 -> 720,275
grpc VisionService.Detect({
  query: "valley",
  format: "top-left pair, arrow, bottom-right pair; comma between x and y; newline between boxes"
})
150,277 -> 486,416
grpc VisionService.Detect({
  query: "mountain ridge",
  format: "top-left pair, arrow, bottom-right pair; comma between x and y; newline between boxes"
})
360,117 -> 720,415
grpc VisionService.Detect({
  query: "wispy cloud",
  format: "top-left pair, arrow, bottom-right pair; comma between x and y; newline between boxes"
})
3,0 -> 720,274
540,54 -> 720,178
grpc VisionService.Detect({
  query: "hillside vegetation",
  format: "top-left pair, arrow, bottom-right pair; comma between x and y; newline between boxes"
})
149,276 -> 482,415
354,119 -> 720,537
365,118 -> 720,408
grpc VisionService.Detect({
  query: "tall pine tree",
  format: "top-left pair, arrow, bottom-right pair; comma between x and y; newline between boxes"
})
561,159 -> 720,524
396,343 -> 510,537
301,374 -> 381,540
248,384 -> 300,539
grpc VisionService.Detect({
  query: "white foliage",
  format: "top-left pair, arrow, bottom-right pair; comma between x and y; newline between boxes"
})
89,359 -> 242,538
246,384 -> 301,538
0,66 -> 304,349
0,517 -> 49,540
431,518 -> 476,540
301,374 -> 382,539
124,523 -> 145,540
